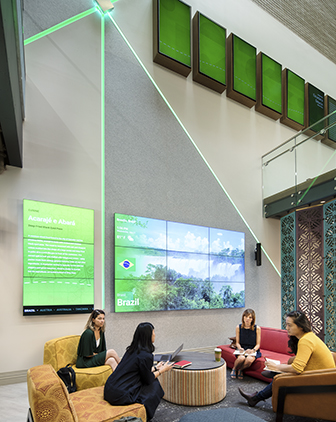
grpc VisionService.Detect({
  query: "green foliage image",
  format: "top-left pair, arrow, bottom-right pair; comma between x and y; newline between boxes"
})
115,263 -> 244,312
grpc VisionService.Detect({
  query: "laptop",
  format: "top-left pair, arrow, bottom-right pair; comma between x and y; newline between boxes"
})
153,343 -> 183,362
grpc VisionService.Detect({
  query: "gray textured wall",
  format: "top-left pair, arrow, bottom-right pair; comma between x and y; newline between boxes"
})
103,19 -> 279,353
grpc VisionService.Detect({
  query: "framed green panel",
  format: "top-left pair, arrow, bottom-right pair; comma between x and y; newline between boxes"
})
322,95 -> 336,148
226,33 -> 256,108
304,83 -> 324,138
153,0 -> 191,77
256,52 -> 282,120
192,12 -> 226,93
280,68 -> 305,130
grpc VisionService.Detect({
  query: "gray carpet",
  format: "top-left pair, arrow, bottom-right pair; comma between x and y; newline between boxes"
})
179,407 -> 265,422
151,367 -> 327,422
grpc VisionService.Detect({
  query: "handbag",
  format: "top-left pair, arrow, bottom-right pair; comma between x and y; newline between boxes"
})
57,364 -> 76,393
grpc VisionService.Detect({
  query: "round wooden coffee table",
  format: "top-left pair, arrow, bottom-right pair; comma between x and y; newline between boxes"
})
159,351 -> 226,406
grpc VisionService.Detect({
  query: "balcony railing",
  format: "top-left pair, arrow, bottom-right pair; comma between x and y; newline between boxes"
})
262,110 -> 336,218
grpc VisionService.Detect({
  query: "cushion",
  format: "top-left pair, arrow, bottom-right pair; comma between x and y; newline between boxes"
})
73,365 -> 112,390
27,364 -> 78,422
71,386 -> 146,422
44,335 -> 80,370
260,327 -> 291,354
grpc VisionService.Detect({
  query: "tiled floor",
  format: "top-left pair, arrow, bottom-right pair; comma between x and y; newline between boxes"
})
0,382 -> 29,422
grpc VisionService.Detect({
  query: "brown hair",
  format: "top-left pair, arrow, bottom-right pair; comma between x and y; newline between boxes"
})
241,308 -> 256,330
85,309 -> 106,332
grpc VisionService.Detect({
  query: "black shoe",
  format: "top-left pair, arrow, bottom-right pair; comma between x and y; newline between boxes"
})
238,387 -> 263,407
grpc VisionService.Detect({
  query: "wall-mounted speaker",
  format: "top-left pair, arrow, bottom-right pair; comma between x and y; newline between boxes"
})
255,243 -> 261,266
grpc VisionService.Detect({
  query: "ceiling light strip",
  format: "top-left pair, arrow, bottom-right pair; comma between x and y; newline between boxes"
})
24,7 -> 98,45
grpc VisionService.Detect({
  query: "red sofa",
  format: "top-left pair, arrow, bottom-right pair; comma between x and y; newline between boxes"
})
218,326 -> 293,382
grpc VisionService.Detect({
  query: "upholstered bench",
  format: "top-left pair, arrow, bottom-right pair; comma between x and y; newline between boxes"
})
27,364 -> 146,422
218,326 -> 293,382
43,334 -> 112,391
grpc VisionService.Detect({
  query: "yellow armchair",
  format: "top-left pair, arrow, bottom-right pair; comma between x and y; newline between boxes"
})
43,335 -> 112,391
27,364 -> 146,422
272,352 -> 336,422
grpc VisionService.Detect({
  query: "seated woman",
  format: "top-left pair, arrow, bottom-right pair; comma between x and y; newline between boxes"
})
238,310 -> 336,406
231,308 -> 261,380
76,309 -> 120,370
104,322 -> 174,421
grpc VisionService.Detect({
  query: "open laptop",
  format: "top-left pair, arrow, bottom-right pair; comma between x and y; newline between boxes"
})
153,343 -> 183,362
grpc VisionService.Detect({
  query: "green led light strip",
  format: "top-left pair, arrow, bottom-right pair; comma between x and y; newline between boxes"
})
107,12 -> 280,277
24,7 -> 98,45
100,14 -> 106,308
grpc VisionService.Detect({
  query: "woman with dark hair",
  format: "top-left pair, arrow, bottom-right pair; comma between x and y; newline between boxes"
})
104,322 -> 173,420
76,309 -> 120,370
238,310 -> 335,407
231,308 -> 261,380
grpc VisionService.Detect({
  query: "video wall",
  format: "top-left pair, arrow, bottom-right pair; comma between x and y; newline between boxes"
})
23,199 -> 94,315
115,213 -> 245,312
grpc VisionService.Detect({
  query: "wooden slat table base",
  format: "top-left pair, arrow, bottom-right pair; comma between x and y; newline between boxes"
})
160,362 -> 226,406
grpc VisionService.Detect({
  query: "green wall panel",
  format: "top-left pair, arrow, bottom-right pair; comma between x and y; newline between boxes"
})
158,0 -> 191,67
233,35 -> 256,101
198,13 -> 225,85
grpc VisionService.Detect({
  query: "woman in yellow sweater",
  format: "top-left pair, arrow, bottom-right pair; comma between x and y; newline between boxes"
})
238,310 -> 335,407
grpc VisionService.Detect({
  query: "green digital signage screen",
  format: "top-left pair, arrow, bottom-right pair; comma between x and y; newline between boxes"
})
261,53 -> 282,113
23,199 -> 94,315
287,70 -> 305,125
327,96 -> 336,143
158,0 -> 191,67
198,13 -> 226,85
114,213 -> 245,313
307,84 -> 324,132
233,35 -> 256,100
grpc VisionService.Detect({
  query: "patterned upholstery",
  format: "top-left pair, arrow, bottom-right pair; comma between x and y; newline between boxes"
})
27,364 -> 147,422
43,335 -> 112,391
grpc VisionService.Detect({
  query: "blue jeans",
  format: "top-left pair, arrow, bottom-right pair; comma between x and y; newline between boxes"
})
256,380 -> 273,400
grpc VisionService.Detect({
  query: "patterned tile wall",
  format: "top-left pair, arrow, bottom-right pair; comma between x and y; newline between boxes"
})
296,206 -> 324,339
281,202 -> 336,349
324,200 -> 336,350
281,212 -> 296,328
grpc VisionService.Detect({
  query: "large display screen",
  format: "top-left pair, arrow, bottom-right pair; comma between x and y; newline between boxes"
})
261,53 -> 282,113
23,199 -> 94,315
287,70 -> 305,125
198,13 -> 226,85
158,0 -> 191,66
233,35 -> 256,100
307,83 -> 324,132
114,213 -> 245,313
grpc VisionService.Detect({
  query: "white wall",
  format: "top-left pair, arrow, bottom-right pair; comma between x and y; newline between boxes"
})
0,13 -> 102,374
1,0 -> 336,375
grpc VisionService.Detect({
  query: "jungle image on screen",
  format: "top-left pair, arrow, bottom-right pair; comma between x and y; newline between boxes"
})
115,213 -> 245,312
23,199 -> 94,315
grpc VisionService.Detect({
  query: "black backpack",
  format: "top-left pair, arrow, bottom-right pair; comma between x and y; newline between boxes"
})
57,364 -> 76,393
